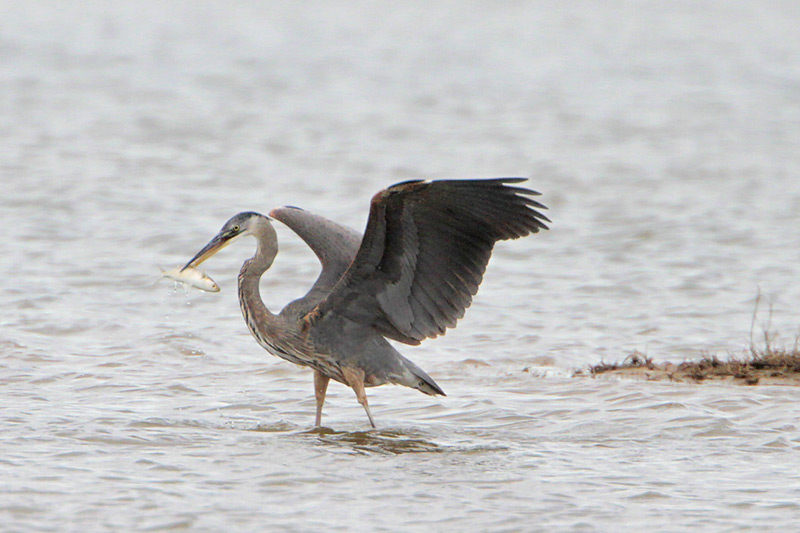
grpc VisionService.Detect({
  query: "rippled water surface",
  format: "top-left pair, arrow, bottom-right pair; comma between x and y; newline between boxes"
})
3,1 -> 800,531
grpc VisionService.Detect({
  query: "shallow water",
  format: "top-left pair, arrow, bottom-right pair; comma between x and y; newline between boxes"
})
3,1 -> 800,531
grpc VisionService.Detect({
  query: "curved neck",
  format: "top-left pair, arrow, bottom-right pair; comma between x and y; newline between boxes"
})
238,218 -> 278,322
237,217 -> 309,365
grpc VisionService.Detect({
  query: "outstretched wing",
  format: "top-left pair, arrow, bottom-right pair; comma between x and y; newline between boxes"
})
269,206 -> 362,314
308,178 -> 550,345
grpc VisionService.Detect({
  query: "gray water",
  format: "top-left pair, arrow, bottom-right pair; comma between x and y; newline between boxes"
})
3,1 -> 800,531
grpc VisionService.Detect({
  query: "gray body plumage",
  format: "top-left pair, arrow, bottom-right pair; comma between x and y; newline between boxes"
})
233,206 -> 444,396
183,178 -> 549,427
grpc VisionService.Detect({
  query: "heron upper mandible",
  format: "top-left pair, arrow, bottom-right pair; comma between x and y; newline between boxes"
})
183,178 -> 549,428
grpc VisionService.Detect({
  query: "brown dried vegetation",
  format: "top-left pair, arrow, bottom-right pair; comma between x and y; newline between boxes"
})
581,292 -> 800,386
586,349 -> 800,386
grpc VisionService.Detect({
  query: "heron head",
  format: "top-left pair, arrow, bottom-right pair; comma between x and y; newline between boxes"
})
182,212 -> 268,270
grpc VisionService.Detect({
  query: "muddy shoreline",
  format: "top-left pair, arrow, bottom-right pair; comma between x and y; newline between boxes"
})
576,351 -> 800,386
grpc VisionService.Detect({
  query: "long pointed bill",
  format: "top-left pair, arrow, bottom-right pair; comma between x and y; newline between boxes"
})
182,231 -> 234,271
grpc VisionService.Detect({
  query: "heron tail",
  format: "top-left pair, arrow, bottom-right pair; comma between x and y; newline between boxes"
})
402,358 -> 446,396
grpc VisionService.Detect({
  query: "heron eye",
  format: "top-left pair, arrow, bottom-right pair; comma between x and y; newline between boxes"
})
232,225 -> 240,232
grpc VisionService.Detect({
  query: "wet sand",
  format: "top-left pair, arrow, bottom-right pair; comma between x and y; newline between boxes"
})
579,351 -> 800,386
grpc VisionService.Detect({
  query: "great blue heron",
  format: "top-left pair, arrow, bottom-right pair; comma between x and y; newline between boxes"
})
183,178 -> 549,427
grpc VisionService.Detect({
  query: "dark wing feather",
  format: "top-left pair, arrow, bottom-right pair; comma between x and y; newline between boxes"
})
309,178 -> 549,345
269,206 -> 362,314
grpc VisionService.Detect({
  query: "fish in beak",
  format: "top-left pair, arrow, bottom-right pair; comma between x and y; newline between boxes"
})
182,228 -> 240,271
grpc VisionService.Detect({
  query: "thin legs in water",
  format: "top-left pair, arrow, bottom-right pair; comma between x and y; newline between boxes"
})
342,367 -> 376,428
313,369 -> 330,427
313,367 -> 376,428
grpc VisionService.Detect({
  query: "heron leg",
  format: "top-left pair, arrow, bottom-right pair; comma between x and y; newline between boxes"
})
314,370 -> 330,427
342,367 -> 376,429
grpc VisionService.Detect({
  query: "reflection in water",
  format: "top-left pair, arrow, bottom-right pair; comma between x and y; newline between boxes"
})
303,427 -> 446,455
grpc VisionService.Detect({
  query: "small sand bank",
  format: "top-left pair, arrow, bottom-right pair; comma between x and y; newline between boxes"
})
575,351 -> 800,386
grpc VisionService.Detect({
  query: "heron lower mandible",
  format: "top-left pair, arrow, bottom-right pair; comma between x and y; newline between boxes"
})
182,178 -> 549,428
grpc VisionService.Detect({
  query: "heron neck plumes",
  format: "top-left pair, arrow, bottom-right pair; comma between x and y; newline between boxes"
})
238,217 -> 278,321
236,217 -> 312,366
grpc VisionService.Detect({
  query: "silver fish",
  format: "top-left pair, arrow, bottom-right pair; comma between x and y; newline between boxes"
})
161,266 -> 220,292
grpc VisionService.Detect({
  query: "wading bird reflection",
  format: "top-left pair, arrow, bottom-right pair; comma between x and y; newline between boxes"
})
183,178 -> 549,427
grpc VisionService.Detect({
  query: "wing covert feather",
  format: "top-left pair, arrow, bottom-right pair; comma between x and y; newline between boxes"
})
269,206 -> 362,312
309,178 -> 549,344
